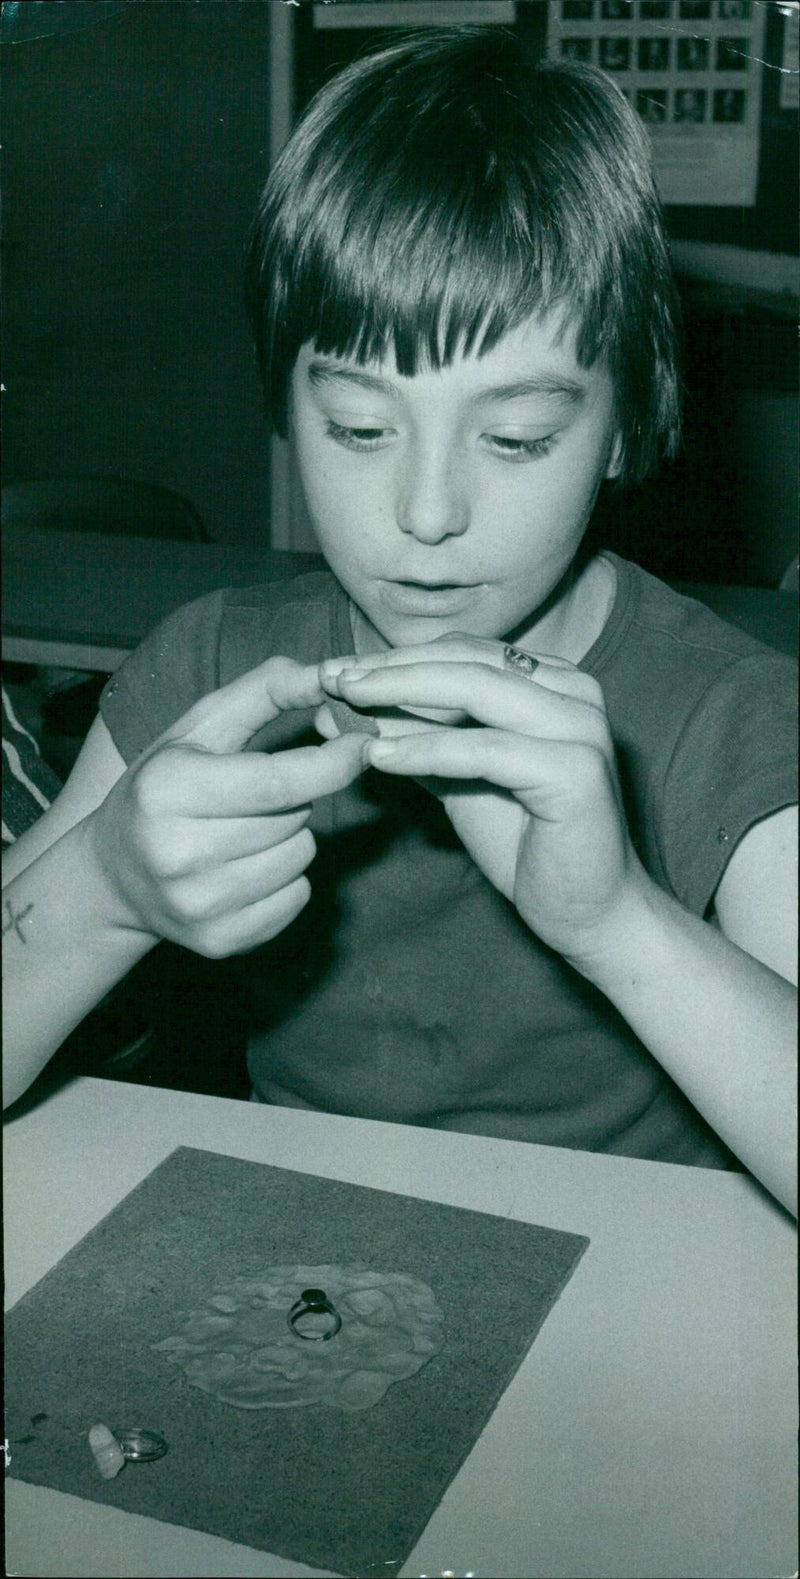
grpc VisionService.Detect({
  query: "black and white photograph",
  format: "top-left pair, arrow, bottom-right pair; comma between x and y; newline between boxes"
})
713,83 -> 747,120
3,3 -> 797,1578
716,31 -> 749,68
598,32 -> 632,67
677,34 -> 710,69
561,33 -> 594,59
636,85 -> 669,120
674,84 -> 707,120
638,34 -> 671,68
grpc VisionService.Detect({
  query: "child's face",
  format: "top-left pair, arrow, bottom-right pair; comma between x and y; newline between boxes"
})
289,308 -> 620,648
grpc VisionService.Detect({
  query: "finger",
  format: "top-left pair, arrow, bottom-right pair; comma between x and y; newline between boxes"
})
325,648 -> 598,709
322,637 -> 582,684
195,875 -> 313,957
365,727 -> 609,812
155,807 -> 312,873
320,633 -> 504,687
153,658 -> 326,757
177,827 -> 317,916
136,734 -> 368,818
335,662 -> 607,747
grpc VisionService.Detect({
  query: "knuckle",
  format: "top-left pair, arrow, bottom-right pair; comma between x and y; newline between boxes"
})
131,746 -> 187,816
258,761 -> 285,806
140,822 -> 192,882
584,711 -> 612,754
295,828 -> 317,868
266,655 -> 300,683
164,877 -> 212,928
190,926 -> 233,961
578,674 -> 606,710
290,874 -> 312,911
571,740 -> 612,788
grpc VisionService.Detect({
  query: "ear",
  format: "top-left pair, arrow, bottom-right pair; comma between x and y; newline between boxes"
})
604,430 -> 624,480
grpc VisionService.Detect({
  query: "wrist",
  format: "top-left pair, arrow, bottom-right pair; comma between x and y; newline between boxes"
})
560,861 -> 672,989
74,810 -> 161,948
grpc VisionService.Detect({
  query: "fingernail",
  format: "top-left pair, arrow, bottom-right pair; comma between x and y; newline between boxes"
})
338,668 -> 371,684
366,740 -> 396,762
319,658 -> 350,683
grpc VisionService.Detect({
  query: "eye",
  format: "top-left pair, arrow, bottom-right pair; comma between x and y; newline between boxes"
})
326,420 -> 393,452
485,434 -> 556,462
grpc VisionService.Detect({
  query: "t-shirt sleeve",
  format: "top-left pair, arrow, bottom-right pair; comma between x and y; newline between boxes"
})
657,651 -> 798,914
99,590 -> 227,765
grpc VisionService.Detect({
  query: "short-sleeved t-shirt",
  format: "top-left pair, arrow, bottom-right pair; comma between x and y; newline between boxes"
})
100,553 -> 797,1170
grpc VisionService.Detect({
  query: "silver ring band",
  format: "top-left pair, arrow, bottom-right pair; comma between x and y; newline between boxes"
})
503,645 -> 539,678
116,1428 -> 168,1462
287,1287 -> 342,1341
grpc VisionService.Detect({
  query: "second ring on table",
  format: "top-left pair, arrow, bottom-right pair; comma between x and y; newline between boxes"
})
287,1287 -> 342,1341
503,645 -> 540,678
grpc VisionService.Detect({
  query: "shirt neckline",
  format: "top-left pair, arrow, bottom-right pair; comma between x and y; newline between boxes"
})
578,552 -> 637,676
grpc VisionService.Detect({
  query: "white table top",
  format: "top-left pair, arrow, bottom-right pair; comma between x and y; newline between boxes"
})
4,1076 -> 797,1579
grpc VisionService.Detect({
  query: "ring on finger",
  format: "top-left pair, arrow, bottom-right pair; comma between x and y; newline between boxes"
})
503,645 -> 540,679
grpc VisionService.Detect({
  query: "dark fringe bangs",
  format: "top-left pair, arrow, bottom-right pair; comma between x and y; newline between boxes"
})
291,193 -> 574,383
267,146 -> 623,422
246,33 -> 682,483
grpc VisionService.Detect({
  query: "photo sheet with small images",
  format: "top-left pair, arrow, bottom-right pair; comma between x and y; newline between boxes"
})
5,1146 -> 590,1576
549,0 -> 767,205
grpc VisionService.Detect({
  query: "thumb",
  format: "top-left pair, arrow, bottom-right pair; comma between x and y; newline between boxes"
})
154,658 -> 325,756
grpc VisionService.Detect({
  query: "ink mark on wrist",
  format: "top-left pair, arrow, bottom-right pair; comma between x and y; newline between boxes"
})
2,897 -> 34,944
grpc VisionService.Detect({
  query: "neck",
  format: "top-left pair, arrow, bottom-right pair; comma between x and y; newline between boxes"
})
510,554 -> 616,665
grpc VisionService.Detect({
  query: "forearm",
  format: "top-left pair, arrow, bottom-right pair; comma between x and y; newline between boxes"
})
2,819 -> 157,1109
571,874 -> 797,1216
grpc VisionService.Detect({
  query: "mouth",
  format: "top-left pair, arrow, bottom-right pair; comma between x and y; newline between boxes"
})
377,579 -> 483,616
394,579 -> 474,589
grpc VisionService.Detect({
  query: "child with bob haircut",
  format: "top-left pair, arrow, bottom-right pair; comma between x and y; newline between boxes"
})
3,29 -> 796,1214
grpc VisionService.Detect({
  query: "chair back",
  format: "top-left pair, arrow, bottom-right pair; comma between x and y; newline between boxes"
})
2,477 -> 209,541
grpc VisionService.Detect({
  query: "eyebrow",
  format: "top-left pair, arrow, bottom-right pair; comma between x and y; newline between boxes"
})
306,359 -> 586,406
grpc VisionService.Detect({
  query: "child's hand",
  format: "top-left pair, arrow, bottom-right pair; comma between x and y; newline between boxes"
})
86,658 -> 367,957
321,636 -> 646,969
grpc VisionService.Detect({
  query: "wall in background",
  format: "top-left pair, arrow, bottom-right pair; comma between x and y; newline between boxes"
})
2,2 -> 274,545
2,2 -> 797,582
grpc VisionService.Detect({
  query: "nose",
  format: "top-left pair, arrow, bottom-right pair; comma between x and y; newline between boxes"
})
395,438 -> 469,544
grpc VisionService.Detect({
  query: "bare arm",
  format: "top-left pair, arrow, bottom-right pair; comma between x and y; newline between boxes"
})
3,715 -> 154,1107
569,806 -> 797,1216
2,821 -> 157,1108
4,666 -> 367,1110
321,645 -> 798,1215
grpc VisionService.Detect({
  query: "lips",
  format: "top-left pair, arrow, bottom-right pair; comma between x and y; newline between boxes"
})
377,579 -> 483,616
398,579 -> 471,588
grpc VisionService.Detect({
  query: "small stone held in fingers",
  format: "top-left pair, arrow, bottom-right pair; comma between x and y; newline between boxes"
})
326,696 -> 381,738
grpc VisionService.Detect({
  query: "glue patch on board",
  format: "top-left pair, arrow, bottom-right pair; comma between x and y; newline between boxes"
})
153,1263 -> 444,1412
325,696 -> 381,738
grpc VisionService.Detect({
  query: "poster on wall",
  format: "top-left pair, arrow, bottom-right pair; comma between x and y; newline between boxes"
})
548,0 -> 767,206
